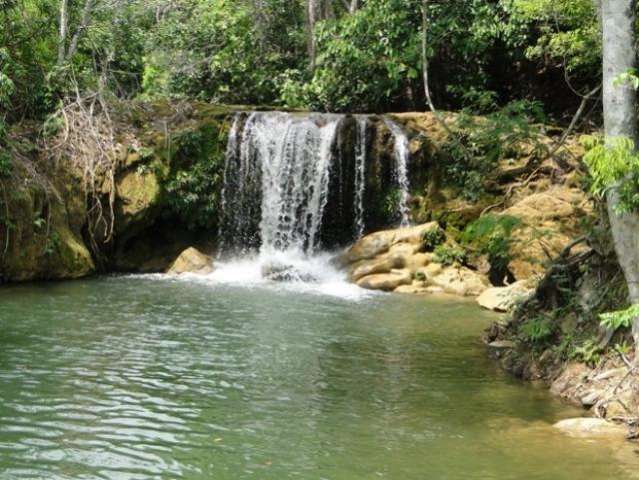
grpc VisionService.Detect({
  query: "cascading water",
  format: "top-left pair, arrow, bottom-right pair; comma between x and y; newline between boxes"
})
383,118 -> 411,227
213,111 -> 413,294
353,116 -> 367,239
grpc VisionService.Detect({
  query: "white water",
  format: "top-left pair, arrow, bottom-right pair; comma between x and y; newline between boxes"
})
384,118 -> 411,227
354,116 -> 367,239
213,112 -> 411,299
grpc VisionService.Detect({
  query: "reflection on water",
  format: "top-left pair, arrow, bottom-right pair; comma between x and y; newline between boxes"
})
0,277 -> 636,479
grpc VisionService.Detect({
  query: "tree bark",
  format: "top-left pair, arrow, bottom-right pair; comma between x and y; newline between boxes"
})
601,0 -> 639,349
57,0 -> 69,66
66,0 -> 95,62
307,0 -> 319,70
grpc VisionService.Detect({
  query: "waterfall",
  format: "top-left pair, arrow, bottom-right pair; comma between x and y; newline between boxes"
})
219,112 -> 342,258
353,116 -> 367,238
216,111 -> 413,286
383,118 -> 411,227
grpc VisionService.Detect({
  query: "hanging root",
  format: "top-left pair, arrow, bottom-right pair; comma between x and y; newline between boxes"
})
43,89 -> 119,257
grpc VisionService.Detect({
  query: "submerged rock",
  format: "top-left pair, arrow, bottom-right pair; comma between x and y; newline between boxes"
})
553,418 -> 628,439
477,280 -> 534,312
261,262 -> 317,282
167,247 -> 214,275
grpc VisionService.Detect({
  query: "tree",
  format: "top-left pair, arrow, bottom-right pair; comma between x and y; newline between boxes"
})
599,0 -> 639,351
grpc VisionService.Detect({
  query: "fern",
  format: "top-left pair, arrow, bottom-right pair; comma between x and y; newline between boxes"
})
582,135 -> 639,213
599,304 -> 639,331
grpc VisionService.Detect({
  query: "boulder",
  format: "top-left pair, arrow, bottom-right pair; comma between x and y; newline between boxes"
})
476,280 -> 533,312
553,418 -> 628,439
167,247 -> 214,275
357,269 -> 412,291
340,222 -> 439,264
350,255 -> 404,281
429,266 -> 490,297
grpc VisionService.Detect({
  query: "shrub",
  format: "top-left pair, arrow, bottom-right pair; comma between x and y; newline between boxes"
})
433,244 -> 466,266
422,227 -> 445,251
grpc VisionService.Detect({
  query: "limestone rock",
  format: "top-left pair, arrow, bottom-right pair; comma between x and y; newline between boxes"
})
553,418 -> 628,438
476,280 -> 533,312
350,255 -> 404,281
357,269 -> 412,291
341,222 -> 439,264
429,266 -> 489,297
394,281 -> 429,295
167,247 -> 214,275
503,186 -> 592,280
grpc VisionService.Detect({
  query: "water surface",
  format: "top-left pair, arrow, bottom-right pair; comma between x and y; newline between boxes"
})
0,277 -> 636,479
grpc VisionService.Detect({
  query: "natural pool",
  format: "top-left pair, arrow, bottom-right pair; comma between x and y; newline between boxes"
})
0,276 -> 636,479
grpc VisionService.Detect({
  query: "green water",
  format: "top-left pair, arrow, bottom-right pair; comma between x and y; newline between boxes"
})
0,277 -> 636,479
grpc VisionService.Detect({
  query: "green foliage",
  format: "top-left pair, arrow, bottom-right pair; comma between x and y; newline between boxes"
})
599,304 -> 639,331
570,339 -> 603,366
510,0 -> 601,80
443,100 -> 546,200
433,244 -> 466,266
422,227 -> 445,251
519,315 -> 554,344
582,135 -> 639,214
614,69 -> 639,90
143,0 -> 306,105
462,214 -> 522,272
162,126 -> 226,230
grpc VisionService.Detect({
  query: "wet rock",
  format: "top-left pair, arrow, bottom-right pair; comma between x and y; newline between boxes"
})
553,418 -> 628,438
357,269 -> 412,291
167,247 -> 214,275
477,280 -> 533,312
488,340 -> 516,350
261,262 -> 317,282
394,281 -> 429,295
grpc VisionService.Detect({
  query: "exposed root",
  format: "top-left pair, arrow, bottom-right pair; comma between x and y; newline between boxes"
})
43,88 -> 119,257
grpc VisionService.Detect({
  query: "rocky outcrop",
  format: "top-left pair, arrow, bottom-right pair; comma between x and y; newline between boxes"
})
503,186 -> 592,281
0,164 -> 95,282
342,222 -> 491,297
167,247 -> 214,275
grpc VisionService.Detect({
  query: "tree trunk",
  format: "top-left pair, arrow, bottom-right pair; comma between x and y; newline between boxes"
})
66,0 -> 94,62
601,0 -> 639,349
57,0 -> 69,66
307,0 -> 319,70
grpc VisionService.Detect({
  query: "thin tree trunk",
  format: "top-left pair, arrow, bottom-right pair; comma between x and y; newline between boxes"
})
350,0 -> 359,13
601,0 -> 639,351
307,0 -> 318,70
66,0 -> 94,62
57,0 -> 69,66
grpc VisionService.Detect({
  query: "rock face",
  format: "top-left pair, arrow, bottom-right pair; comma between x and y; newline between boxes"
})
503,187 -> 592,281
167,247 -> 214,275
553,418 -> 628,439
477,280 -> 534,312
342,222 -> 490,297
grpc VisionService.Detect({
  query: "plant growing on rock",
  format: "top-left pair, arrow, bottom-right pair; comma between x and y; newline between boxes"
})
421,226 -> 445,251
461,214 -> 522,282
433,244 -> 466,266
